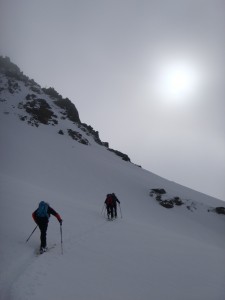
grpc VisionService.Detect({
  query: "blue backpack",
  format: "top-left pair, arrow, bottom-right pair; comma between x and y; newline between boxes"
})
36,201 -> 49,218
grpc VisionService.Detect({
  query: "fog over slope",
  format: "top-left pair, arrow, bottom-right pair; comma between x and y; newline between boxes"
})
0,57 -> 224,300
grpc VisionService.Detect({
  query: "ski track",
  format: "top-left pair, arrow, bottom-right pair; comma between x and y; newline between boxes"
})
2,217 -> 109,300
0,250 -> 36,300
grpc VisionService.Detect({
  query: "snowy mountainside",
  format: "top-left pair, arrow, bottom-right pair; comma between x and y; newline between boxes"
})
0,56 -> 130,162
0,57 -> 225,300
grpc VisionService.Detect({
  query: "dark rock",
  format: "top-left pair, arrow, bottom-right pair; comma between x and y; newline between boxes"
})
67,129 -> 89,145
173,197 -> 183,206
151,188 -> 166,195
58,130 -> 64,135
160,200 -> 174,208
108,148 -> 131,162
19,98 -> 58,126
156,195 -> 162,201
54,97 -> 80,123
215,207 -> 225,215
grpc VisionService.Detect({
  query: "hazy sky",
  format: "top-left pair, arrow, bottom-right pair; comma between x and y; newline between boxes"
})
1,0 -> 225,200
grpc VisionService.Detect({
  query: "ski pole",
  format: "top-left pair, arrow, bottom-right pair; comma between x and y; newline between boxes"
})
26,226 -> 37,242
119,204 -> 123,219
60,224 -> 63,255
101,203 -> 105,215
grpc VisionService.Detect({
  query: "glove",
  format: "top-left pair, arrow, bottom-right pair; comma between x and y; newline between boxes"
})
59,219 -> 63,225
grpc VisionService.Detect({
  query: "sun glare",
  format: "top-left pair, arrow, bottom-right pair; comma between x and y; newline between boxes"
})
152,59 -> 201,104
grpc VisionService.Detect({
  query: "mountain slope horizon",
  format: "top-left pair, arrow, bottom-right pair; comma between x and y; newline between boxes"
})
0,56 -> 225,300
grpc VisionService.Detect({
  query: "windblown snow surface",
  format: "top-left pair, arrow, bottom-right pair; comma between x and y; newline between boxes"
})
0,75 -> 225,300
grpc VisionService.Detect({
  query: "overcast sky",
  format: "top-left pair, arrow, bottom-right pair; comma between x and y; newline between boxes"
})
1,0 -> 225,200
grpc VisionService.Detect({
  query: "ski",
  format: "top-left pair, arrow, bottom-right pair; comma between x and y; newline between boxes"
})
106,217 -> 118,221
36,244 -> 56,256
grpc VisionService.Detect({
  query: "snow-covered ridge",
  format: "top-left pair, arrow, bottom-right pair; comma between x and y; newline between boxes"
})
0,56 -> 130,162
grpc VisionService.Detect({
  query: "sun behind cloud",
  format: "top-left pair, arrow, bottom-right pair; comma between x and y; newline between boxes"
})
151,58 -> 202,105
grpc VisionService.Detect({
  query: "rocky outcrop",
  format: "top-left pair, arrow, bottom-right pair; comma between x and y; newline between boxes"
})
0,56 -> 132,162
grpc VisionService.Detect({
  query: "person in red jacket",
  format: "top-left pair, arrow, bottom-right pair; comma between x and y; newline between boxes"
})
32,201 -> 62,253
105,194 -> 114,219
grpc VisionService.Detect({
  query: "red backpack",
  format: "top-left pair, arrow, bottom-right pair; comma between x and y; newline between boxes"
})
105,194 -> 113,205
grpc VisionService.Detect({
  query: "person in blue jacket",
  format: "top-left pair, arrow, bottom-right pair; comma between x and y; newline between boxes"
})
32,201 -> 62,253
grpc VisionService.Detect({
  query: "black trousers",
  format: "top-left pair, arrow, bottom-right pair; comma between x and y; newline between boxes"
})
106,205 -> 114,219
113,205 -> 118,217
38,221 -> 48,248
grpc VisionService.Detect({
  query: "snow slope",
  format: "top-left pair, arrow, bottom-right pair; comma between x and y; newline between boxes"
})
0,71 -> 225,300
